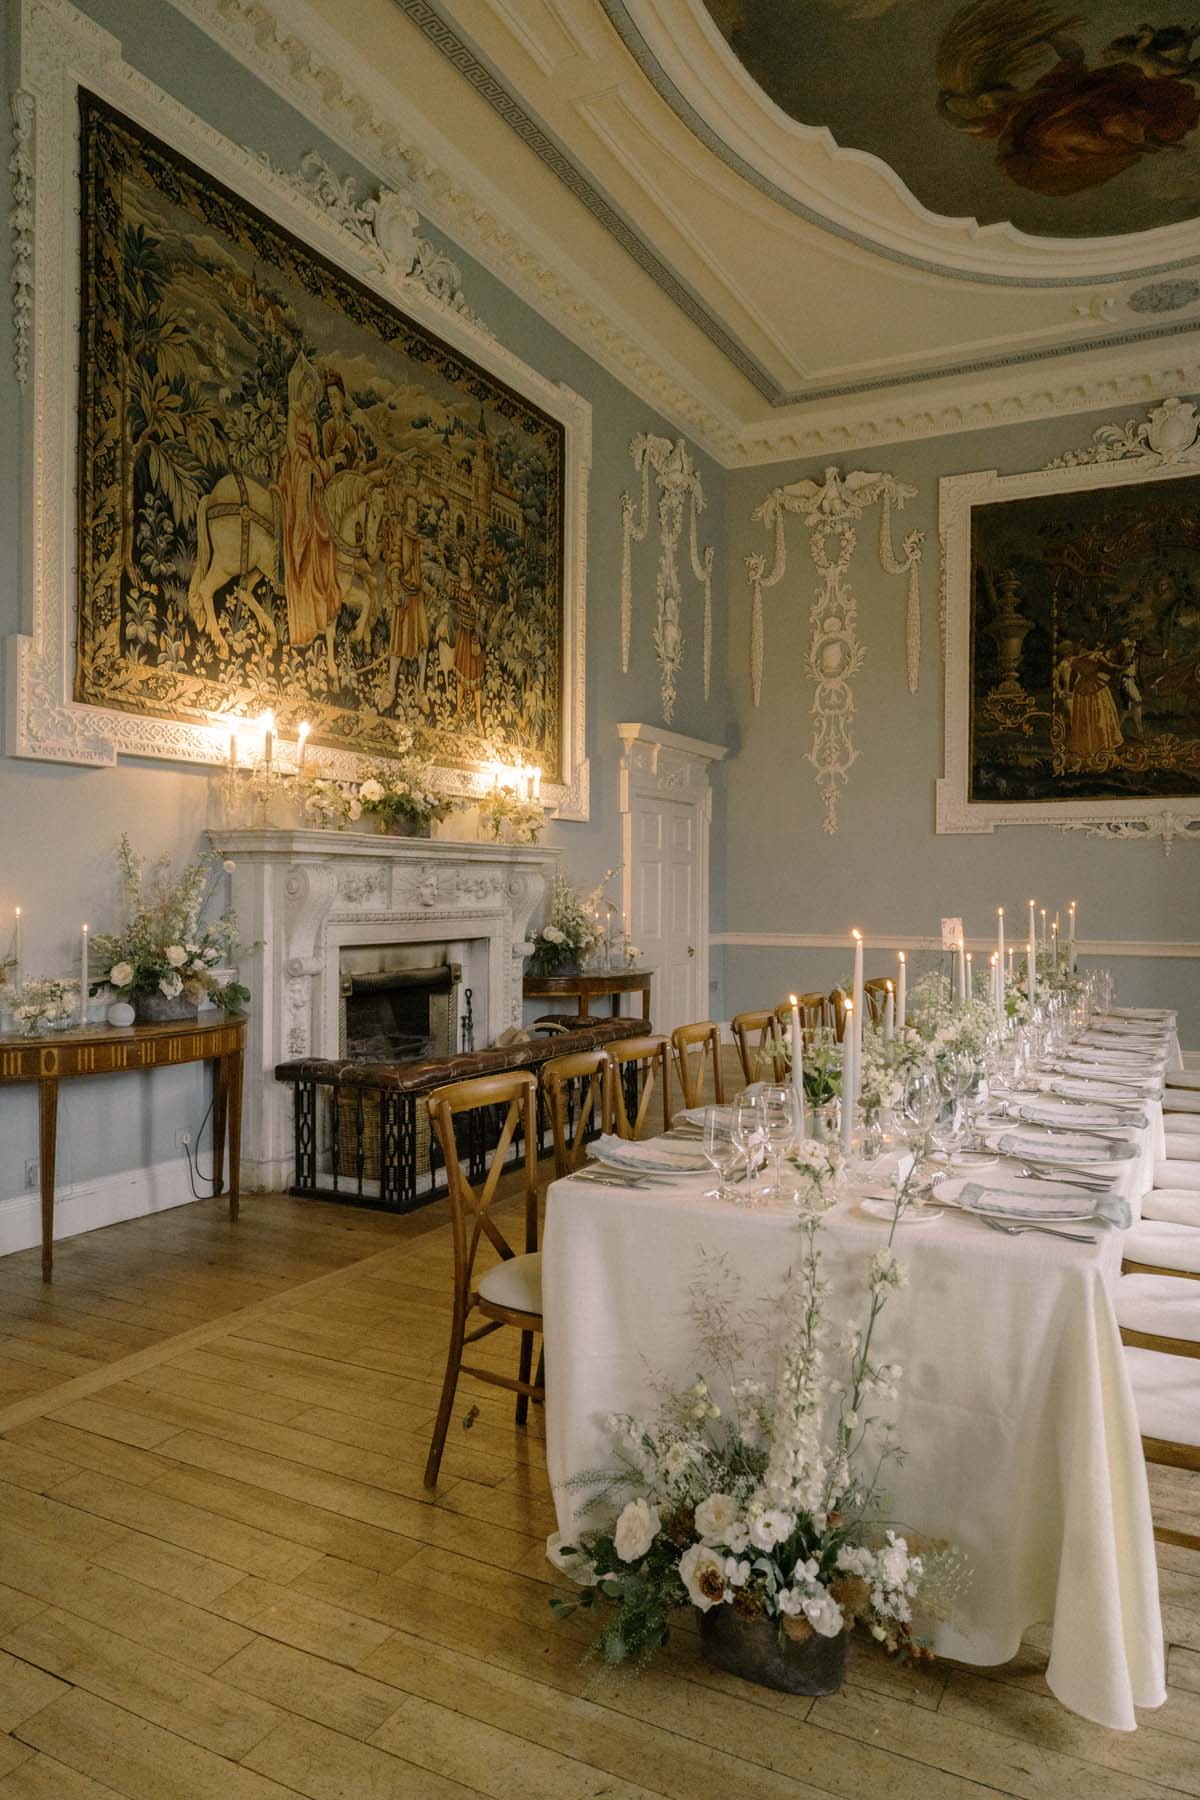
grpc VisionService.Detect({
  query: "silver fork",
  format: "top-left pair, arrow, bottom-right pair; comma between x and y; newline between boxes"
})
1010,1162 -> 1115,1193
981,1217 -> 1096,1245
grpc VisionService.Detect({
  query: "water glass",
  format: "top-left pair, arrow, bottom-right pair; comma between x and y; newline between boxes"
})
701,1106 -> 739,1202
730,1092 -> 767,1204
759,1084 -> 797,1199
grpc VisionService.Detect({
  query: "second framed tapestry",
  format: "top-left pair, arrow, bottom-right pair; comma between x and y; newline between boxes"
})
938,398 -> 1200,837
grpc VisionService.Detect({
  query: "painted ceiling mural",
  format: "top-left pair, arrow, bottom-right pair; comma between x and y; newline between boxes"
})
702,1 -> 1200,237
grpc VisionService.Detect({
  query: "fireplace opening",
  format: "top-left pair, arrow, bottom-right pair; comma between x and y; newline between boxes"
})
338,944 -> 460,1065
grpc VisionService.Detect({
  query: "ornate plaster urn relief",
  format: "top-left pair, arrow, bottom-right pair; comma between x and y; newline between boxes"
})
209,829 -> 557,1192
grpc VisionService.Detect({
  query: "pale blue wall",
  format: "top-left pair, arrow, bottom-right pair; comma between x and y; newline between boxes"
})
720,411 -> 1200,1046
0,0 -> 730,1203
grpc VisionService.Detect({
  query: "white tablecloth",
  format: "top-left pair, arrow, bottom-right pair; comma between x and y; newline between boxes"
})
543,1091 -> 1168,1731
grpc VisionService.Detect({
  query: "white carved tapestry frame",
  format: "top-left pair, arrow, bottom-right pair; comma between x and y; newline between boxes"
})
620,434 -> 714,724
938,395 -> 1200,838
5,0 -> 591,819
746,466 -> 924,833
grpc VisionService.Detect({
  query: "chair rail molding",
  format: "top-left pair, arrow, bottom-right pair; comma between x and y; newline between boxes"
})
746,464 -> 924,834
713,930 -> 1200,959
620,434 -> 714,722
4,0 -> 591,821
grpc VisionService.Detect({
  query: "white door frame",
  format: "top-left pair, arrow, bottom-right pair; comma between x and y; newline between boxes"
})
618,722 -> 728,1033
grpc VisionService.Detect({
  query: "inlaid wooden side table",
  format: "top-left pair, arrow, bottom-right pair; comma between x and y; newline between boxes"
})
522,968 -> 653,1022
0,1012 -> 245,1280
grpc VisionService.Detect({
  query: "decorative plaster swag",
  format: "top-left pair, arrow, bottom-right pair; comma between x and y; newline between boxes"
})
620,434 -> 714,723
747,465 -> 924,833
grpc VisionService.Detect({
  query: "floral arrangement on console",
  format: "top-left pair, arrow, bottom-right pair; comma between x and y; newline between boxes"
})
478,778 -> 544,845
528,873 -> 600,976
298,776 -> 363,830
10,976 -> 79,1036
356,728 -> 457,836
91,836 -> 250,1019
553,1173 -> 967,1686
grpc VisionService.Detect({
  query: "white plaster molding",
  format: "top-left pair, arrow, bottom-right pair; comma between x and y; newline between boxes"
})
746,465 -> 924,833
259,147 -> 490,335
619,434 -> 714,721
0,1156 -> 201,1259
209,827 -> 558,1189
6,0 -> 590,821
713,930 -> 1200,959
9,90 -> 33,388
937,396 -> 1200,837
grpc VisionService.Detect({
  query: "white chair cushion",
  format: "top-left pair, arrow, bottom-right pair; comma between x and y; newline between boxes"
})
1117,1273 -> 1200,1344
1125,1347 -> 1200,1448
1153,1159 -> 1200,1191
1167,1070 -> 1200,1091
476,1251 -> 542,1315
1143,1191 -> 1200,1230
1124,1220 -> 1200,1275
1167,1133 -> 1200,1162
1164,1113 -> 1200,1136
1164,1090 -> 1200,1114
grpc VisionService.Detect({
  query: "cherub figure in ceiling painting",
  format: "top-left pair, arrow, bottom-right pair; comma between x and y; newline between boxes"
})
937,1 -> 1200,198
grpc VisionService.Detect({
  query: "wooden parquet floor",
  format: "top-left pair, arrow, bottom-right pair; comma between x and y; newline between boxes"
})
0,1183 -> 1196,1798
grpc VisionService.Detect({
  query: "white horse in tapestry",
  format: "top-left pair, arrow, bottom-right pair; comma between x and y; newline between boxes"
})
185,468 -> 386,666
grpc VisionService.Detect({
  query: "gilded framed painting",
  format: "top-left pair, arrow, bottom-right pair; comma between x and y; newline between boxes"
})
7,10 -> 589,817
938,399 -> 1200,837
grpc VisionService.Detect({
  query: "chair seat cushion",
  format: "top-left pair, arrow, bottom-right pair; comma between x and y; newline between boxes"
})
1117,1273 -> 1200,1344
1165,1090 -> 1200,1113
1143,1191 -> 1200,1230
1153,1159 -> 1200,1192
1167,1132 -> 1200,1162
1167,1070 -> 1200,1092
1125,1346 -> 1200,1448
476,1251 -> 542,1315
1124,1220 -> 1200,1275
1164,1112 -> 1200,1136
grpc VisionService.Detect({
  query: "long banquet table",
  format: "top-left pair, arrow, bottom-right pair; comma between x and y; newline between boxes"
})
543,1039 -> 1172,1732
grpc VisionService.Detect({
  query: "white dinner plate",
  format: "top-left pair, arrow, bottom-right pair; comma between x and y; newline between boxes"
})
1017,1100 -> 1146,1129
935,1177 -> 1098,1221
998,1129 -> 1136,1164
587,1135 -> 709,1175
858,1197 -> 942,1225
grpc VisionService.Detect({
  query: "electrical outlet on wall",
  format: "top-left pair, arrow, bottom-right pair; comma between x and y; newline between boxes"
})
175,1129 -> 192,1151
25,1159 -> 38,1188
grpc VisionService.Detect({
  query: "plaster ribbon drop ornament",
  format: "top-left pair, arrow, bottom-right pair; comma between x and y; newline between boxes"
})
746,466 -> 924,832
9,90 -> 33,387
620,434 -> 714,721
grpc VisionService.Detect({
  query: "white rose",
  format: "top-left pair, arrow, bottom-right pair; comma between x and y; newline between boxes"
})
359,779 -> 385,804
165,945 -> 187,968
542,925 -> 565,945
158,971 -> 183,998
694,1492 -> 740,1545
108,962 -> 134,990
678,1543 -> 727,1613
613,1497 -> 660,1564
804,1590 -> 845,1638
748,1509 -> 795,1552
203,946 -> 221,963
222,859 -> 236,873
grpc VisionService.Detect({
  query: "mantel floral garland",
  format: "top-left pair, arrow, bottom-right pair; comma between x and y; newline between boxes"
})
553,1168 -> 967,1670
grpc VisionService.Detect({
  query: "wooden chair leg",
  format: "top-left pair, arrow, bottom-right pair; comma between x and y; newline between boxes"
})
532,1345 -> 545,1406
425,1312 -> 466,1489
515,1328 -> 534,1426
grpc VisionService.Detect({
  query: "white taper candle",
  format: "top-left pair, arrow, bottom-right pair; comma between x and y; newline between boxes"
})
896,951 -> 906,1030
789,993 -> 805,1137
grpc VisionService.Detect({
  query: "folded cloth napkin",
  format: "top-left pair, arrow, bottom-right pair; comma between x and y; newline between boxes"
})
955,1180 -> 1130,1230
1067,1042 -> 1168,1069
1086,1021 -> 1171,1040
1004,1093 -> 1148,1129
1051,1064 -> 1162,1094
1106,1007 -> 1176,1021
1153,1157 -> 1200,1192
587,1134 -> 709,1174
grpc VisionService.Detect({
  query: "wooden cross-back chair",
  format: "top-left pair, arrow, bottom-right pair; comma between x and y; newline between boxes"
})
731,1010 -> 784,1085
1117,1266 -> 1200,1550
424,1070 -> 541,1488
773,993 -> 830,1039
541,1049 -> 612,1179
671,1021 -> 725,1109
827,989 -> 848,1042
864,978 -> 892,1027
607,1035 -> 673,1139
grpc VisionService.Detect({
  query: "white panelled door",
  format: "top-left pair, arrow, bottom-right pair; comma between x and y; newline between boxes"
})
619,723 -> 727,1041
630,792 -> 699,1036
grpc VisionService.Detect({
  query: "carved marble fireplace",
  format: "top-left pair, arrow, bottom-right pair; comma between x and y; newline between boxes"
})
210,829 -> 558,1193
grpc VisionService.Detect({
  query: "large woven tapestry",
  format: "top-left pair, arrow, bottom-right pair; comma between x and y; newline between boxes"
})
75,93 -> 565,774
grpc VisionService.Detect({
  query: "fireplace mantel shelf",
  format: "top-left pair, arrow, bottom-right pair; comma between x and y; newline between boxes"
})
211,828 -> 557,866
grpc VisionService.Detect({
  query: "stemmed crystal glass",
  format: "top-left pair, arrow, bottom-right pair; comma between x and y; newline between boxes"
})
759,1084 -> 798,1200
730,1091 -> 767,1205
938,1050 -> 976,1150
900,1068 -> 941,1166
701,1106 -> 739,1202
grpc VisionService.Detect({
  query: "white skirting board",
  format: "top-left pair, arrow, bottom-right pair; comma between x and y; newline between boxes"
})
0,1158 -> 202,1259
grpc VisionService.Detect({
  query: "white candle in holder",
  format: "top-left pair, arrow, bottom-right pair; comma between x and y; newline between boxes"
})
532,766 -> 542,800
296,721 -> 311,773
997,907 -> 1005,980
1027,939 -> 1036,1008
850,930 -> 864,1095
840,998 -> 856,1154
957,933 -> 967,1004
789,992 -> 805,1136
1027,899 -> 1036,956
13,908 -> 21,990
896,951 -> 906,1030
966,951 -> 973,1000
1068,900 -> 1077,973
262,711 -> 274,767
1040,908 -> 1048,949
81,923 -> 89,1024
884,980 -> 894,1042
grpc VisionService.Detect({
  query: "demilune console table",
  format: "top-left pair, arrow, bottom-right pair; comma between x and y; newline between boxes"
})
523,968 -> 653,1022
0,1012 -> 245,1281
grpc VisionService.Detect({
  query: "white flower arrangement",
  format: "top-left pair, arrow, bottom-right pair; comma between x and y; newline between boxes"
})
11,976 -> 78,1035
91,836 -> 251,1014
554,1181 -> 967,1670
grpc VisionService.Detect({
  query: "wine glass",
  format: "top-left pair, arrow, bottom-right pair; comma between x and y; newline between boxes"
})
900,1069 -> 941,1163
759,1084 -> 797,1200
730,1092 -> 766,1205
939,1050 -> 976,1150
701,1106 -> 738,1202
